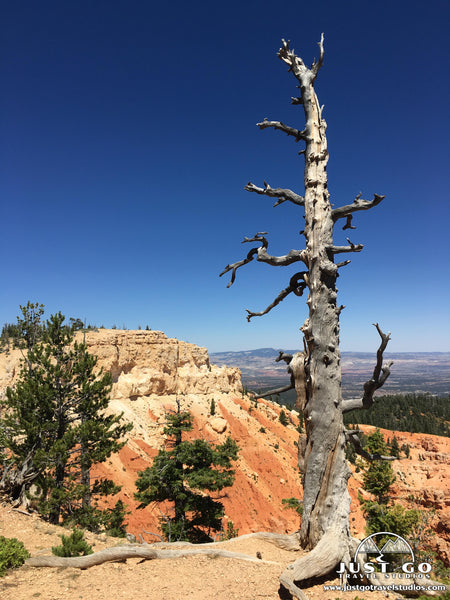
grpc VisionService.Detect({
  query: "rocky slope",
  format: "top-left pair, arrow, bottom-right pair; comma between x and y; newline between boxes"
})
0,330 -> 448,565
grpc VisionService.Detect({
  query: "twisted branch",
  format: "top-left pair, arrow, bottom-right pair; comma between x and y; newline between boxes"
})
342,324 -> 393,414
332,193 -> 385,224
245,181 -> 304,207
342,215 -> 356,230
246,272 -> 308,321
219,247 -> 259,288
220,234 -> 306,287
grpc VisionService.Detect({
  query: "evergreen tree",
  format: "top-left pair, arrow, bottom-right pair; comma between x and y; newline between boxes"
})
0,307 -> 132,531
343,393 -> 450,437
0,302 -> 45,353
389,435 -> 400,458
362,429 -> 396,504
16,301 -> 45,351
360,429 -> 420,541
401,443 -> 410,458
135,400 -> 238,542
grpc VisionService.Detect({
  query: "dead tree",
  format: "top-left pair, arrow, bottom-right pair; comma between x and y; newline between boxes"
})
221,36 -> 392,598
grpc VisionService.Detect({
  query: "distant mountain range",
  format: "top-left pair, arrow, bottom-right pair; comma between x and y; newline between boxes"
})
210,349 -> 450,397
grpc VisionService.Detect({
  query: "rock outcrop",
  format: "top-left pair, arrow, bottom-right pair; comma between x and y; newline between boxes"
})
83,329 -> 242,398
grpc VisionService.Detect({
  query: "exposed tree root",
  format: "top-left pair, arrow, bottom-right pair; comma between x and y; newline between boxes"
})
25,544 -> 280,569
279,529 -> 347,600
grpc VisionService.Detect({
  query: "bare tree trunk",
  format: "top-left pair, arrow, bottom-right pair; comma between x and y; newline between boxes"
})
221,36 -> 392,598
291,39 -> 350,553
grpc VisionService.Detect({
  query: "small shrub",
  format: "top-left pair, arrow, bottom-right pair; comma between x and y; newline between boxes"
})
259,426 -> 266,433
0,536 -> 30,576
52,528 -> 93,557
282,497 -> 303,516
224,521 -> 239,539
210,398 -> 216,416
279,409 -> 289,426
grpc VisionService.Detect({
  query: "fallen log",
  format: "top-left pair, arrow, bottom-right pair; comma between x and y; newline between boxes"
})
26,545 -> 280,569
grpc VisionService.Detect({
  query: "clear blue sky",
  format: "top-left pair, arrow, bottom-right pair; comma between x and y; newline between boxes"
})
2,0 -> 449,353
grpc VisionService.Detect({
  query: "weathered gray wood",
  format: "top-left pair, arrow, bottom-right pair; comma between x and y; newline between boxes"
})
246,272 -> 307,322
245,182 -> 305,206
26,545 -> 280,569
221,35 -> 392,599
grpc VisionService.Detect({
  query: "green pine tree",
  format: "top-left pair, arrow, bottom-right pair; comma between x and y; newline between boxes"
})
362,428 -> 396,504
135,400 -> 238,542
361,429 -> 420,541
389,434 -> 400,458
0,306 -> 132,531
16,301 -> 45,351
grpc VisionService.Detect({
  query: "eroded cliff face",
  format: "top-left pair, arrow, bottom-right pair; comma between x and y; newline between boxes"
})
82,329 -> 242,398
0,331 -> 448,564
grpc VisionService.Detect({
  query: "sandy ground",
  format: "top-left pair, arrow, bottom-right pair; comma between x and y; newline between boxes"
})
0,503 -> 400,600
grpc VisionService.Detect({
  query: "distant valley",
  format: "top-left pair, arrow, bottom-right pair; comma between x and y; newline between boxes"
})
210,348 -> 450,399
